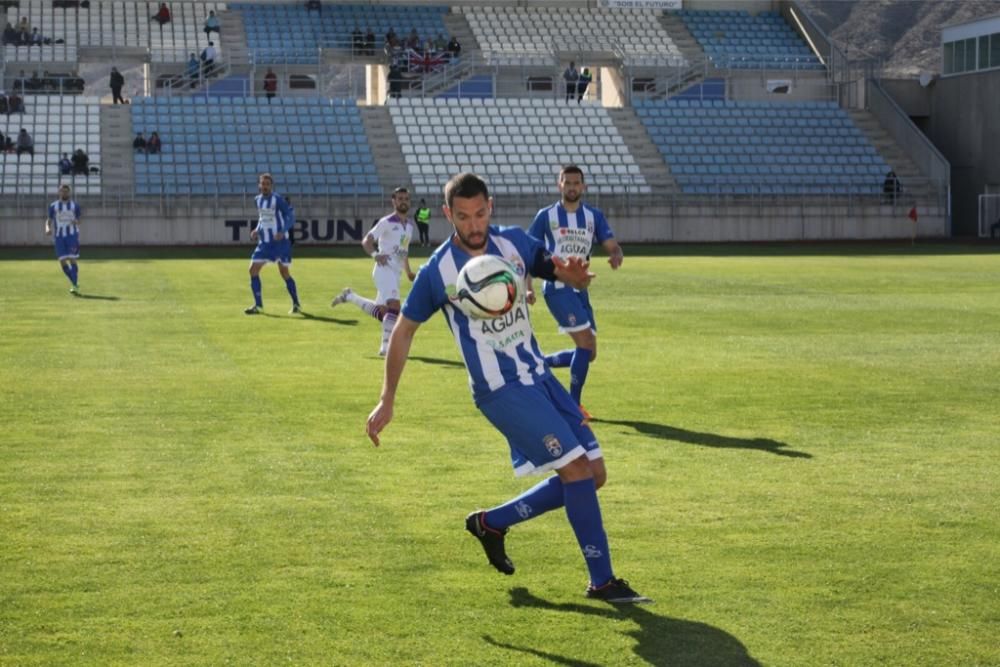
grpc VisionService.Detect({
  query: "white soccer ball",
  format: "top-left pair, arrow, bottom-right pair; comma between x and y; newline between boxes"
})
453,254 -> 521,320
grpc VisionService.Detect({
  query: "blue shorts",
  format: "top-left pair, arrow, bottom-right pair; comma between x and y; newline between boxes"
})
478,374 -> 602,477
544,288 -> 596,334
250,239 -> 292,265
54,235 -> 79,260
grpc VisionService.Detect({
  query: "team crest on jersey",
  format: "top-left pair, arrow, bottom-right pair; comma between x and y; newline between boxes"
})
549,219 -> 559,230
543,434 -> 563,457
505,255 -> 526,278
568,313 -> 577,326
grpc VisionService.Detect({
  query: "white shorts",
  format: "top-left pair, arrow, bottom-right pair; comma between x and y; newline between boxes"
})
372,264 -> 401,305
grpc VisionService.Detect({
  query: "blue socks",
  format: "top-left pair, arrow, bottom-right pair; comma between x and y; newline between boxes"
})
484,476 -> 564,530
70,263 -> 78,286
285,277 -> 299,306
250,276 -> 262,307
61,263 -> 74,284
545,349 -> 574,368
563,478 -> 613,587
569,347 -> 591,404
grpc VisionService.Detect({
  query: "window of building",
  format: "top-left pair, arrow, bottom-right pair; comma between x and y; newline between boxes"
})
992,33 -> 1000,68
979,35 -> 990,70
965,37 -> 977,71
943,41 -> 955,74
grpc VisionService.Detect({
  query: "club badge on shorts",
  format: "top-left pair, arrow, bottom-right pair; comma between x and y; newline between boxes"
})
543,434 -> 563,457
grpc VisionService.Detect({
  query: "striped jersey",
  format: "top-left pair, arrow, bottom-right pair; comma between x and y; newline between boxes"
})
253,193 -> 294,243
528,201 -> 614,294
402,226 -> 551,404
369,213 -> 415,274
48,199 -> 82,237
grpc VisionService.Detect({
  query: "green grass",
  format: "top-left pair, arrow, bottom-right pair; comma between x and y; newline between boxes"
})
1,243 -> 998,666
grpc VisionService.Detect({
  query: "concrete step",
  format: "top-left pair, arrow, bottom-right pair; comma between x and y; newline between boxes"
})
658,14 -> 704,62
442,13 -> 482,61
359,106 -> 409,190
99,104 -> 134,192
849,109 -> 932,195
607,108 -> 678,192
217,10 -> 249,64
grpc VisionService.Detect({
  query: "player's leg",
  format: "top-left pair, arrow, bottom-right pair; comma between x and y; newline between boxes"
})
277,259 -> 300,313
246,260 -> 265,314
566,327 -> 597,407
543,291 -> 597,406
58,258 -> 74,285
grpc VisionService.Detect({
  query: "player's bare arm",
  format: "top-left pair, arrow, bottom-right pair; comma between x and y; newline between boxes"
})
405,257 -> 416,282
604,239 -> 624,270
363,233 -> 387,266
44,217 -> 52,236
366,315 -> 420,446
524,276 -> 536,305
249,224 -> 259,242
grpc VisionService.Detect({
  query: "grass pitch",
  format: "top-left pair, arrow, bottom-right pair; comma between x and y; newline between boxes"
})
1,243 -> 998,666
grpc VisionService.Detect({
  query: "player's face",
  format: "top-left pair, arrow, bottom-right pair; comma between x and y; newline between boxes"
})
258,176 -> 273,196
59,186 -> 70,201
393,191 -> 411,215
559,172 -> 586,204
444,194 -> 492,253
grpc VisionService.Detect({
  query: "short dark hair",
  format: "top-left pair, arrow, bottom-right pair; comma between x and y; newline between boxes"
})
392,186 -> 409,195
559,164 -> 585,182
444,172 -> 489,209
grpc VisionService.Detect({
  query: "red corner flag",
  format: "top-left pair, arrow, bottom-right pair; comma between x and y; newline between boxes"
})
908,206 -> 918,223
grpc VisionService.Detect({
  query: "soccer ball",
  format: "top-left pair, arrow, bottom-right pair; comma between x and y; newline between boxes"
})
453,254 -> 521,320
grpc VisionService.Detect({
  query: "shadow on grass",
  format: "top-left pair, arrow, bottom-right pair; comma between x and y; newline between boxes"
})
253,310 -> 358,325
488,587 -> 761,667
73,293 -> 119,301
591,419 -> 811,459
408,355 -> 464,368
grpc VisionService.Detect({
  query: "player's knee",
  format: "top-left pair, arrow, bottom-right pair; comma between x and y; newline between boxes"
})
592,467 -> 606,489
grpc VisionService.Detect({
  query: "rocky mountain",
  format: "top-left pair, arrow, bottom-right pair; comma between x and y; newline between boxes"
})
796,0 -> 1000,77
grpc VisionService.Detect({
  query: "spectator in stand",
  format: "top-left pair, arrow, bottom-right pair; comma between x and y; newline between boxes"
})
306,0 -> 322,11
59,153 -> 72,175
447,36 -> 461,60
563,61 -> 579,103
405,28 -> 420,50
30,27 -> 42,45
263,68 -> 278,103
201,41 -> 217,78
151,3 -> 171,25
351,26 -> 363,56
28,71 -> 43,92
17,22 -> 30,45
147,132 -> 161,155
109,67 -> 125,104
132,132 -> 147,154
7,91 -> 24,113
2,133 -> 13,152
2,22 -> 17,45
364,27 -> 375,56
71,149 -> 89,175
16,128 -> 33,157
576,67 -> 592,103
385,27 -> 397,48
387,64 -> 403,99
0,95 -> 8,114
882,170 -> 901,204
203,10 -> 220,38
186,52 -> 200,87
433,33 -> 446,52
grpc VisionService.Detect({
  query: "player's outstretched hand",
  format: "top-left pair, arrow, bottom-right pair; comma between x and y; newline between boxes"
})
552,256 -> 594,290
608,250 -> 623,270
366,400 -> 393,447
407,270 -> 416,282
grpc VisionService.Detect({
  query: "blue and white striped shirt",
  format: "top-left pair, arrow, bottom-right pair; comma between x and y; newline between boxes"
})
528,201 -> 614,294
47,199 -> 82,237
402,226 -> 552,404
253,193 -> 294,243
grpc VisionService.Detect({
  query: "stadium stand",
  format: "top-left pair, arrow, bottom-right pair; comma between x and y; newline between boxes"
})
460,6 -> 685,67
676,9 -> 823,70
4,1 -> 225,63
131,96 -> 379,196
636,99 -> 889,196
232,3 -> 450,64
390,97 -> 649,195
0,95 -> 101,196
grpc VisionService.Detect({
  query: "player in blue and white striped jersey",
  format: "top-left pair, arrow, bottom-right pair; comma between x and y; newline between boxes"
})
527,165 -> 624,420
365,173 -> 649,604
245,173 -> 301,315
44,184 -> 83,294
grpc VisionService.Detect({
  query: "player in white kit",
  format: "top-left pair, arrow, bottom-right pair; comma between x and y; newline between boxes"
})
331,187 -> 416,356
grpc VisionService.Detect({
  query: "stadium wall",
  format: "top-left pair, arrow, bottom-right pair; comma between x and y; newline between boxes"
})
0,201 -> 948,246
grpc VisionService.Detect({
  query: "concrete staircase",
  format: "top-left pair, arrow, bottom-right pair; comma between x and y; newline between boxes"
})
217,9 -> 250,66
849,109 -> 934,198
443,12 -> 482,64
99,104 -> 134,196
607,108 -> 678,194
358,106 -> 410,191
658,13 -> 704,64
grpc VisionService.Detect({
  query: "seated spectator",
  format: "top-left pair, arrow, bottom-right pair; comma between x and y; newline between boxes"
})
7,92 -> 24,113
151,3 -> 170,25
0,95 -> 7,114
30,27 -> 42,45
447,36 -> 461,59
203,10 -> 220,37
186,52 -> 200,87
3,22 -> 17,45
351,26 -> 362,55
16,128 -> 34,157
405,28 -> 420,50
27,71 -> 43,91
59,153 -> 72,175
147,132 -> 161,154
306,0 -> 322,11
2,134 -> 13,152
133,132 -> 147,153
71,148 -> 89,175
364,27 -> 375,56
17,23 -> 30,46
433,33 -> 446,52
